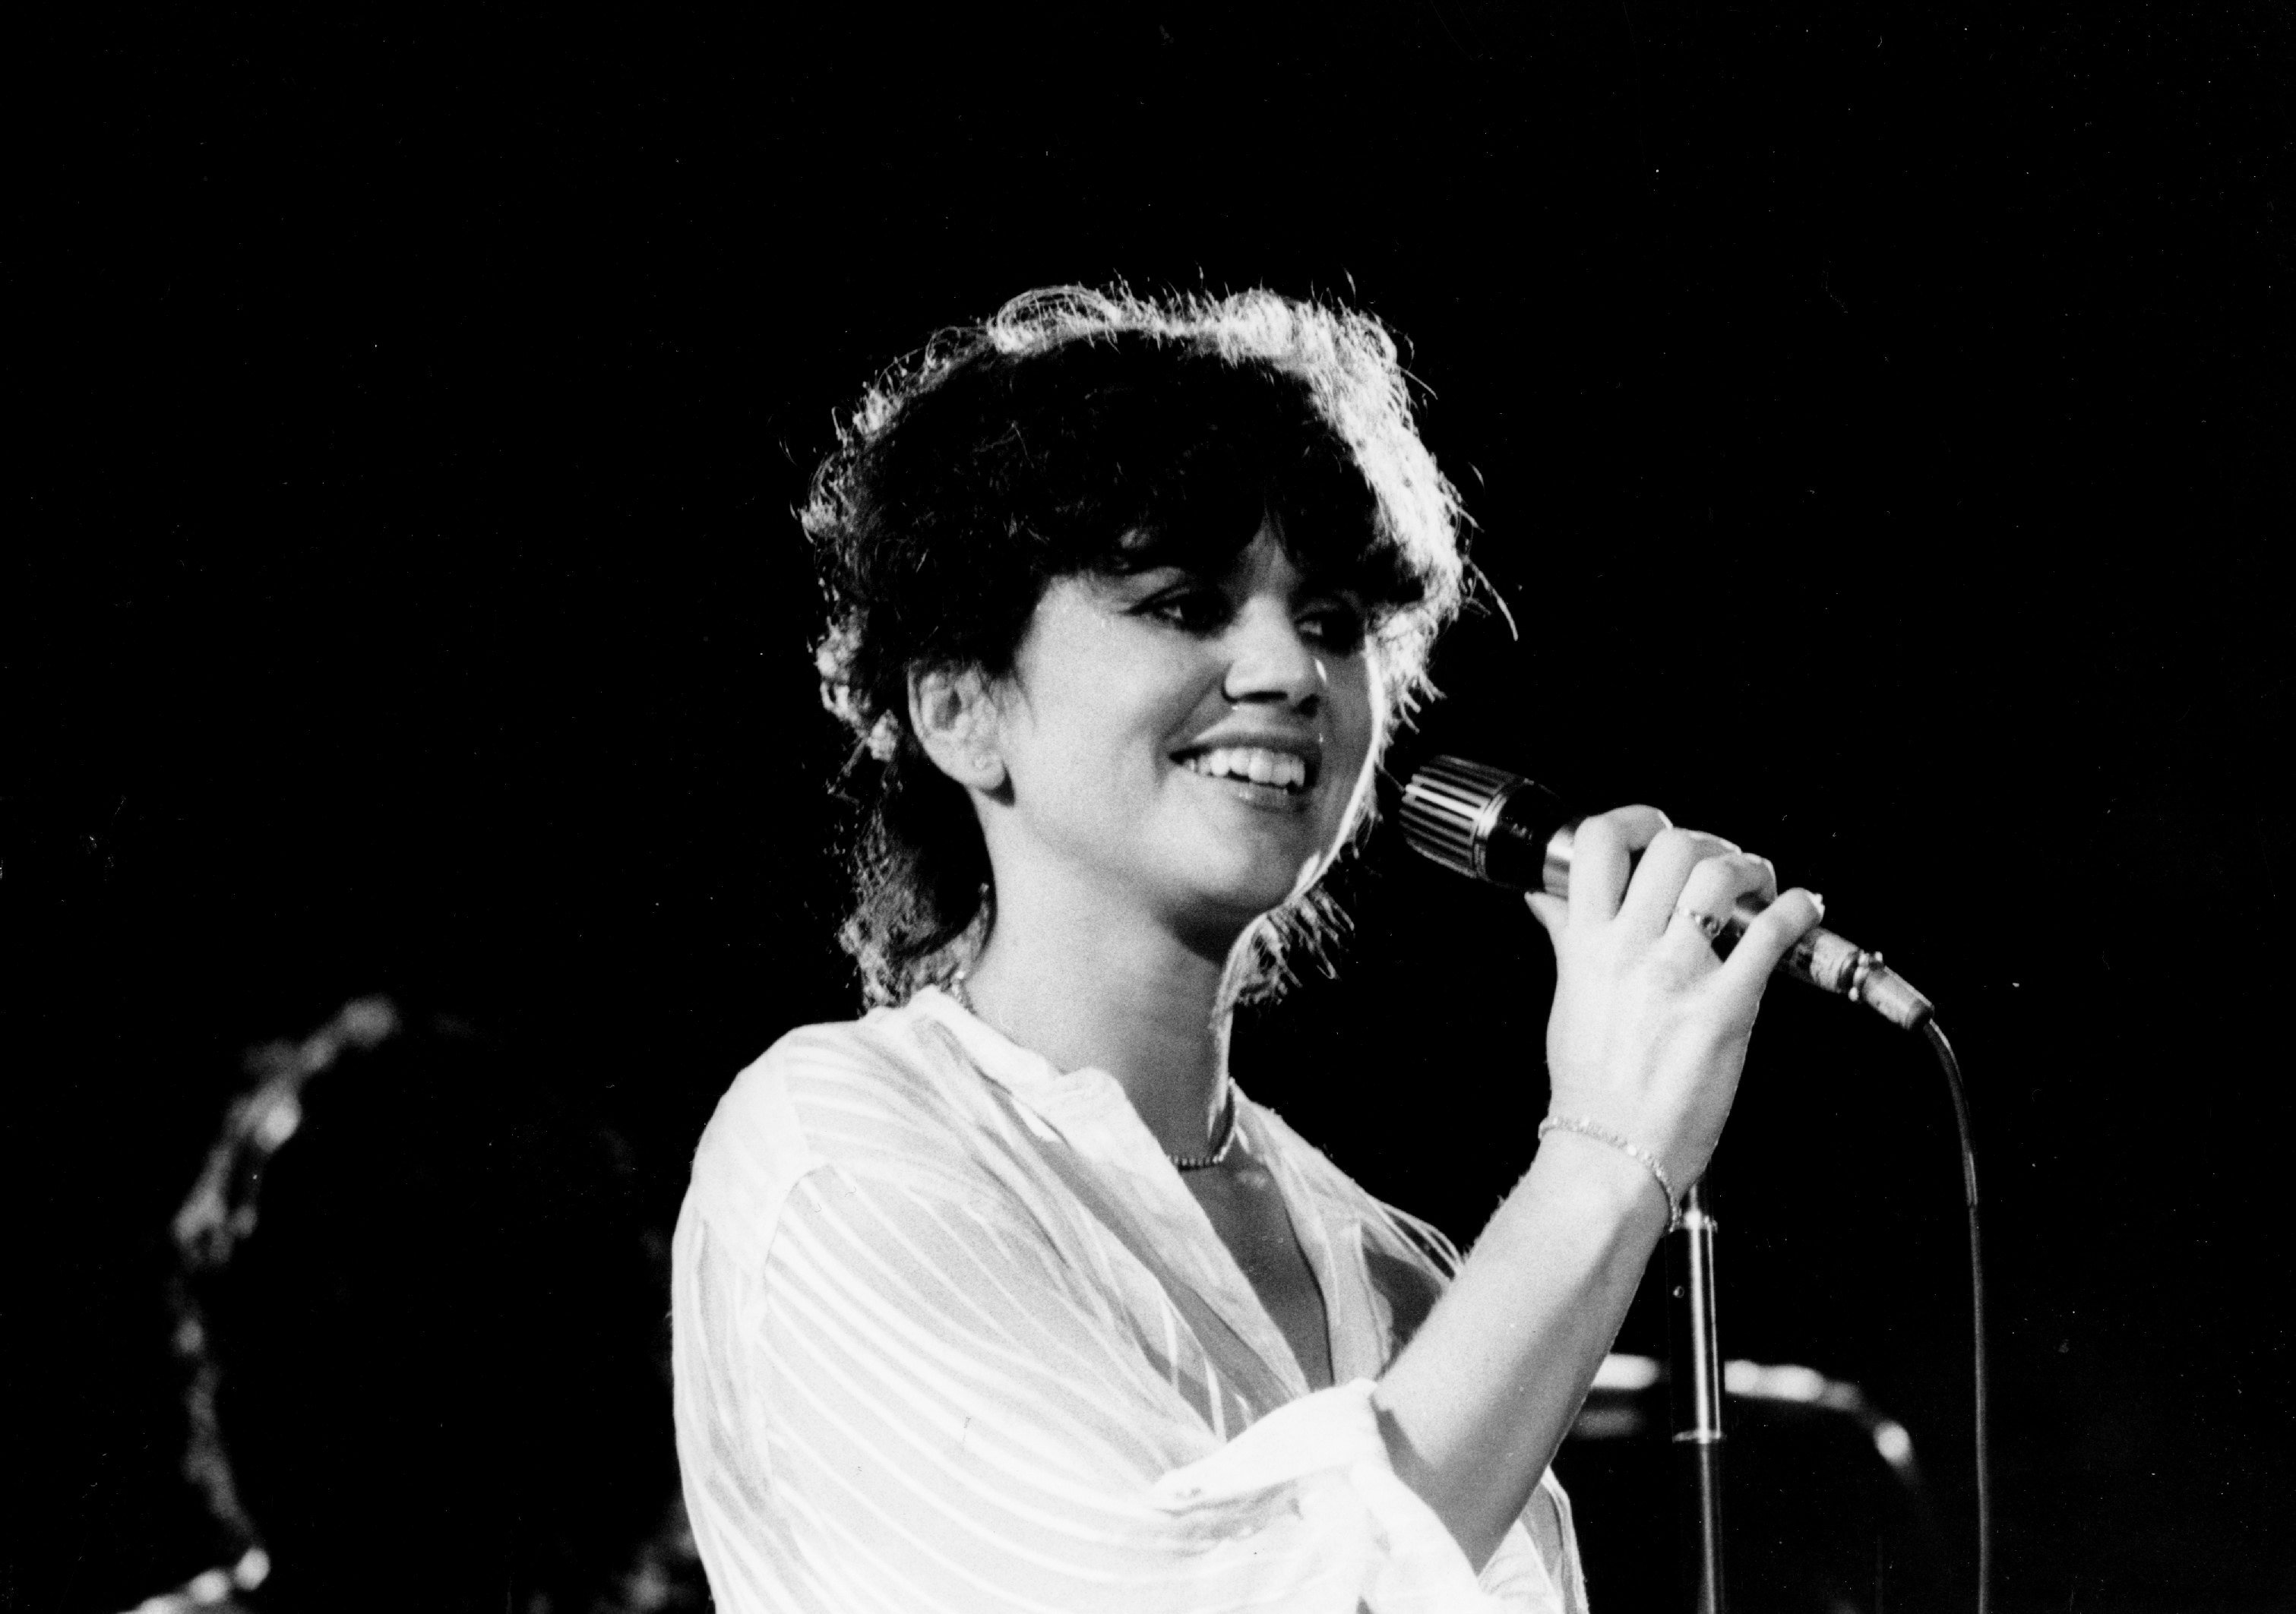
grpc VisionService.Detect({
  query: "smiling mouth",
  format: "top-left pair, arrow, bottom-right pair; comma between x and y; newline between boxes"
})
1176,744 -> 1318,795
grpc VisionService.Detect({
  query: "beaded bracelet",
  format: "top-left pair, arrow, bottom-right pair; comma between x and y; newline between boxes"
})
1537,1115 -> 1684,1232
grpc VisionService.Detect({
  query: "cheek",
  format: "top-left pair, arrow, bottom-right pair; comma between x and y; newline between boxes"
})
1321,659 -> 1383,835
1330,657 -> 1380,769
1030,654 -> 1200,809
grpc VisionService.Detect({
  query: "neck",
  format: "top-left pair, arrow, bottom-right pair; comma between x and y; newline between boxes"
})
961,876 -> 1241,1160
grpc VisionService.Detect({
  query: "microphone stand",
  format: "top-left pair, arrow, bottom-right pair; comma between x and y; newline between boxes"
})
1668,1181 -> 1726,1614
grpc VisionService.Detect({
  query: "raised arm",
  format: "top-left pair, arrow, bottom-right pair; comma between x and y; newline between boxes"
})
1372,807 -> 1825,1568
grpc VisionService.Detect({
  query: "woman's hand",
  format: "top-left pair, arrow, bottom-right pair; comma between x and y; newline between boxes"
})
1524,807 -> 1826,1196
1376,805 -> 1825,1569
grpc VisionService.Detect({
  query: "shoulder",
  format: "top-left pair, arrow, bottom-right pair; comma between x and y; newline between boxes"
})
682,1001 -> 1004,1240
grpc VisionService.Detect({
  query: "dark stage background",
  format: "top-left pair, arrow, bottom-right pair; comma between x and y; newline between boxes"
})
8,4 -> 2291,1611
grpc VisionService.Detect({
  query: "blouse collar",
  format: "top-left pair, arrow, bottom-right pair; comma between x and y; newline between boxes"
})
903,983 -> 1336,1401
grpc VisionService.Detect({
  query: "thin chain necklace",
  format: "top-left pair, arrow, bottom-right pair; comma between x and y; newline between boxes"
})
1165,1087 -> 1239,1172
944,972 -> 1239,1170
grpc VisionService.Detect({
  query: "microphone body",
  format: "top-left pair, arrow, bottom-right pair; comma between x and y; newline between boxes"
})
1399,756 -> 1934,1031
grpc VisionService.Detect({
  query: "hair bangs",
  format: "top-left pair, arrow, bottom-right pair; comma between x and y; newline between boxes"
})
1079,365 -> 1415,621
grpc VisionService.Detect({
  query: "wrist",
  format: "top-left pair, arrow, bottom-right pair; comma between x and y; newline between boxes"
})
1523,1126 -> 1678,1241
1537,1114 -> 1683,1231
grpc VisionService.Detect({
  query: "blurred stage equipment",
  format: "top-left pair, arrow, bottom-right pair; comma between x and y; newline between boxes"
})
1566,1353 -> 1956,1612
1402,757 -> 1989,1614
1577,1354 -> 1921,1473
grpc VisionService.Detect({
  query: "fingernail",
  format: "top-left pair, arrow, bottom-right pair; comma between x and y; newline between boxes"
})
1810,891 -> 1827,917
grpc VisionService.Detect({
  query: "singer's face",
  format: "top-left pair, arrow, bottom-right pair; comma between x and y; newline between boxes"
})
985,522 -> 1378,949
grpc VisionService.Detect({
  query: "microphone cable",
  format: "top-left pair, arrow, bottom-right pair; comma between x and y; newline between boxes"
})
1923,1017 -> 1990,1614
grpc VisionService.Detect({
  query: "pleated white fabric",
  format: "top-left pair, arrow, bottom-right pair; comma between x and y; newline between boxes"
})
672,987 -> 1586,1614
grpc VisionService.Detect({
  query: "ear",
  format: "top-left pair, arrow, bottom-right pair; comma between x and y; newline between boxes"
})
907,665 -> 1009,794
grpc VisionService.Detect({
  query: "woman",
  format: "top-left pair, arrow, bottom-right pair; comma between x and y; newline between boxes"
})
671,286 -> 1822,1612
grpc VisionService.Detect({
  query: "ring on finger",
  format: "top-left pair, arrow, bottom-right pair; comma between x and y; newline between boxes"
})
1675,904 -> 1727,943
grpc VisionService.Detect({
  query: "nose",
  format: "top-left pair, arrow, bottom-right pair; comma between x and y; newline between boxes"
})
1221,597 -> 1325,711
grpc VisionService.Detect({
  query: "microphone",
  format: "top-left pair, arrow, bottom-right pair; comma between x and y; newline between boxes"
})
1398,755 -> 1934,1031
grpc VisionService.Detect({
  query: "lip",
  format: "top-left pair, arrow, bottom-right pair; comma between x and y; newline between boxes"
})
1186,771 -> 1320,813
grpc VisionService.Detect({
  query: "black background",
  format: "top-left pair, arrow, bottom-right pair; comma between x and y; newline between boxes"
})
8,3 -> 2291,1610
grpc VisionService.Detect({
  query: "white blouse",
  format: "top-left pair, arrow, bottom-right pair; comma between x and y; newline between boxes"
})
672,987 -> 1586,1613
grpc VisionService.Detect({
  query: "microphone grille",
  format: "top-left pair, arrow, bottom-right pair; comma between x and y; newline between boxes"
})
1398,755 -> 1523,882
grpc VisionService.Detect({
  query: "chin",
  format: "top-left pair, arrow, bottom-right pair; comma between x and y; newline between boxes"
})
1181,857 -> 1325,933
1156,813 -> 1343,930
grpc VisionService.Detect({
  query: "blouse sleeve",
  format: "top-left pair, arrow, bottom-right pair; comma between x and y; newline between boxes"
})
674,1160 -> 1544,1614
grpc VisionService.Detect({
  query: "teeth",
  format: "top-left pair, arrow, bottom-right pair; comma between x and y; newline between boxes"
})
1184,747 -> 1310,790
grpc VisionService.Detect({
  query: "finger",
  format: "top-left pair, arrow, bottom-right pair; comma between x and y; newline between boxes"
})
1616,826 -> 1742,938
1661,852 -> 1780,961
1525,890 -> 1567,941
1567,805 -> 1671,928
1715,887 -> 1826,995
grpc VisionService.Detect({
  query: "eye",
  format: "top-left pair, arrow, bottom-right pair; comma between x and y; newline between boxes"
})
1298,598 -> 1368,654
1137,584 -> 1233,635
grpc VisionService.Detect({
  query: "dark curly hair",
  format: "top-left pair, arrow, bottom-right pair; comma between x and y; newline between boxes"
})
807,286 -> 1470,1007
